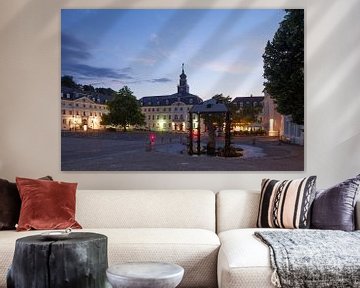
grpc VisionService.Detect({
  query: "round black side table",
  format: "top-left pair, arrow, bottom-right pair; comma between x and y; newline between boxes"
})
7,232 -> 108,288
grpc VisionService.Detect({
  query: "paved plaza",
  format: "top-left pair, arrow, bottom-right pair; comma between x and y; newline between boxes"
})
61,131 -> 304,171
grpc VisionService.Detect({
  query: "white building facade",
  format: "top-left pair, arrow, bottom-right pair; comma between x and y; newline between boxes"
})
61,89 -> 109,131
139,65 -> 203,132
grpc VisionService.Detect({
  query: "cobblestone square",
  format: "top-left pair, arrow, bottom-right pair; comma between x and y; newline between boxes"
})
61,132 -> 304,171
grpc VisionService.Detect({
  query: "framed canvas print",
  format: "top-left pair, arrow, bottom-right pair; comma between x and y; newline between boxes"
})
61,9 -> 304,171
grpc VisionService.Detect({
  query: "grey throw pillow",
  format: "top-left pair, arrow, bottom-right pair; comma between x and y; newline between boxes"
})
311,174 -> 360,231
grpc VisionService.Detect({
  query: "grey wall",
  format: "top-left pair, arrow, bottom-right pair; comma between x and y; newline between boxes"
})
0,0 -> 359,191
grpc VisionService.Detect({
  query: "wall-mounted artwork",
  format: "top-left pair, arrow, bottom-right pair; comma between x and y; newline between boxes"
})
61,9 -> 304,171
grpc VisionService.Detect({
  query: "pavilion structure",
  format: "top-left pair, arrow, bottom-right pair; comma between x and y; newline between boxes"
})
188,99 -> 231,156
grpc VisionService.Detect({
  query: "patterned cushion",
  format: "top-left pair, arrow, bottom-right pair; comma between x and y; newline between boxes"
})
257,176 -> 317,229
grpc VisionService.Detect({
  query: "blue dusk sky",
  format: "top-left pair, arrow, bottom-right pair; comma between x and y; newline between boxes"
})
61,9 -> 285,100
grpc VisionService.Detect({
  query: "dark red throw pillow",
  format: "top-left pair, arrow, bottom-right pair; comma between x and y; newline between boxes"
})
16,177 -> 82,231
0,176 -> 53,230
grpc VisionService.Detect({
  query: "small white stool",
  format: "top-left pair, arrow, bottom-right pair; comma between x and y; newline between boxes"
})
106,262 -> 184,288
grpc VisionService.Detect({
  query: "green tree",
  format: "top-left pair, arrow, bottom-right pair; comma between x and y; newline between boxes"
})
263,9 -> 304,124
101,86 -> 145,131
96,87 -> 116,96
82,84 -> 95,92
61,75 -> 78,88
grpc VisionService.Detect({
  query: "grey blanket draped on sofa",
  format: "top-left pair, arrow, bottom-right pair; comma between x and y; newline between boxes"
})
255,230 -> 360,288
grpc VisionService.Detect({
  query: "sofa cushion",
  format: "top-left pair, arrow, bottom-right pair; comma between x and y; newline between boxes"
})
257,177 -> 317,229
0,228 -> 220,288
0,176 -> 53,230
16,177 -> 81,231
218,228 -> 278,288
76,190 -> 216,231
0,179 -> 20,230
311,174 -> 360,231
216,190 -> 260,233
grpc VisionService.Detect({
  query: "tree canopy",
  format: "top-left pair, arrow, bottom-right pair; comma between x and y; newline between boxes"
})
101,86 -> 145,131
61,75 -> 78,88
263,9 -> 304,125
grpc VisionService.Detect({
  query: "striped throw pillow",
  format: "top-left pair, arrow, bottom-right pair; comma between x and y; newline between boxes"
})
257,176 -> 317,229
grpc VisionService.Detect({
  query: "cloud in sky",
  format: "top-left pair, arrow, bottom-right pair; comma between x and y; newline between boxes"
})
61,32 -> 134,82
203,60 -> 255,74
149,78 -> 172,83
61,9 -> 286,97
62,63 -> 133,80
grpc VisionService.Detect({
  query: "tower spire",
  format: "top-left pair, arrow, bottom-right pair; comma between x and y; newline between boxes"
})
177,63 -> 189,94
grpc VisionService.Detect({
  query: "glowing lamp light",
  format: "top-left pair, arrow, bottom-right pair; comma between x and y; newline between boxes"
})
149,133 -> 156,144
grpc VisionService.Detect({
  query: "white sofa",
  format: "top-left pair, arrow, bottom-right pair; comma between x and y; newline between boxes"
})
1,189 -> 359,288
216,190 -> 360,288
0,190 -> 220,288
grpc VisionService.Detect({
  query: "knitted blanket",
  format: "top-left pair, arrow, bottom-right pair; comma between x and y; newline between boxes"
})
255,230 -> 360,288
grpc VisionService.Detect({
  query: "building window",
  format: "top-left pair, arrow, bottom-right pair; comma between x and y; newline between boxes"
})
152,108 -> 155,112
156,108 -> 159,112
168,108 -> 171,112
67,94 -> 70,99
175,107 -> 178,111
69,111 -> 73,115
62,119 -> 66,124
83,111 -> 86,116
180,115 -> 183,120
180,107 -> 183,111
163,115 -> 166,120
168,123 -> 171,128
175,115 -> 178,120
76,111 -> 79,115
152,115 -> 155,120
163,108 -> 166,112
156,115 -> 159,120
76,104 -> 79,107
152,123 -> 155,128
169,115 -> 171,120
148,115 -> 151,120
62,110 -> 66,115
90,112 -> 92,116
95,112 -> 97,116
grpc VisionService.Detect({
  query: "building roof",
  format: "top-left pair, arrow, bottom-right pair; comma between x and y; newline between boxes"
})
61,87 -> 113,104
190,99 -> 229,113
139,93 -> 203,106
232,95 -> 264,104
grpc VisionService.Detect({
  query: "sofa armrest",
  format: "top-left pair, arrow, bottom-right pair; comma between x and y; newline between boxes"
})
356,200 -> 360,230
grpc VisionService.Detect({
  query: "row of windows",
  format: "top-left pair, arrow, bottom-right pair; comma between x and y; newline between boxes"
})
235,101 -> 262,107
61,94 -> 107,104
142,107 -> 189,113
141,99 -> 194,106
62,110 -> 103,117
146,114 -> 187,120
62,102 -> 106,109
